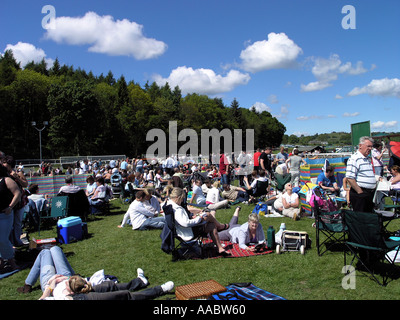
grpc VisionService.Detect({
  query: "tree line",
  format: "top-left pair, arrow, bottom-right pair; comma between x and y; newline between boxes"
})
0,50 -> 286,160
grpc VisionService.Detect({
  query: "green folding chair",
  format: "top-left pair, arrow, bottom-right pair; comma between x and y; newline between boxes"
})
384,190 -> 400,213
343,209 -> 400,286
315,205 -> 347,256
38,196 -> 69,236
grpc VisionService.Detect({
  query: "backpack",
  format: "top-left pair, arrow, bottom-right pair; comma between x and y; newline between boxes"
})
310,187 -> 337,212
252,202 -> 268,216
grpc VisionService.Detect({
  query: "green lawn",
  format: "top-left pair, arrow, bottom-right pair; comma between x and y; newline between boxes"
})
1,199 -> 400,300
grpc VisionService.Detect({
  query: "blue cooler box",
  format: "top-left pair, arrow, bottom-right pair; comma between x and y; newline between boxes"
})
57,216 -> 83,244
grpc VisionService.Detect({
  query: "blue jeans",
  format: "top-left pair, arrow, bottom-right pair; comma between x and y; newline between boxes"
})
25,246 -> 75,291
196,196 -> 206,206
0,212 -> 14,259
220,174 -> 230,186
11,207 -> 25,246
236,191 -> 249,202
139,216 -> 165,230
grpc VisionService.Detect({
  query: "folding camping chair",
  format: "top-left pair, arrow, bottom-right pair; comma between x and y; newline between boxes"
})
383,189 -> 400,213
38,196 -> 69,236
314,202 -> 347,256
58,189 -> 90,221
23,198 -> 47,231
274,173 -> 291,192
161,203 -> 203,261
252,180 -> 269,200
311,186 -> 346,256
343,209 -> 400,286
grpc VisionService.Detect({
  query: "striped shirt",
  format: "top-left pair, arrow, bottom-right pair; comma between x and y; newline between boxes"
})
346,151 -> 377,189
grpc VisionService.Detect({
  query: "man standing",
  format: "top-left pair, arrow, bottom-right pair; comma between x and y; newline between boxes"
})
345,136 -> 376,212
253,148 -> 262,173
259,147 -> 273,179
163,155 -> 175,176
219,152 -> 230,185
276,146 -> 288,165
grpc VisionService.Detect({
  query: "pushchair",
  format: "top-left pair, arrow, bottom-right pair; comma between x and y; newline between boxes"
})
110,173 -> 122,198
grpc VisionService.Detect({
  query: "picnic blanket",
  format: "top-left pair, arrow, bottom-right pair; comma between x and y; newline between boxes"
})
200,239 -> 273,259
208,282 -> 286,300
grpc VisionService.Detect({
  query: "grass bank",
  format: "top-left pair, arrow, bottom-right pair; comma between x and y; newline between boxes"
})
1,200 -> 400,300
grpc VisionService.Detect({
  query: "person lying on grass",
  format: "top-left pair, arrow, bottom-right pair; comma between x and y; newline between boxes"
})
218,207 -> 266,251
17,245 -> 174,300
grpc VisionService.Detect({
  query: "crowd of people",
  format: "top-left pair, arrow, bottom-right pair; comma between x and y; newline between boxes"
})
2,138 -> 400,299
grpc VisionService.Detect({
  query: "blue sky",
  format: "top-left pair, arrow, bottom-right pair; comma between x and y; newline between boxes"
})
1,0 -> 399,137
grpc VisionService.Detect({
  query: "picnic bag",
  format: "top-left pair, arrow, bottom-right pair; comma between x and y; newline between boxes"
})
252,202 -> 268,216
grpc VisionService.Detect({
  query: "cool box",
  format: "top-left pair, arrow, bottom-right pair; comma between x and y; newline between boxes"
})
57,216 -> 83,244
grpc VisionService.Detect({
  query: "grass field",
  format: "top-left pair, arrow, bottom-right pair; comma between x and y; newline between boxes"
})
1,198 -> 400,301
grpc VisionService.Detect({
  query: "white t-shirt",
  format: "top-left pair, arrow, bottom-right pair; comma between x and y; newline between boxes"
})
283,192 -> 298,205
273,193 -> 284,210
250,176 -> 268,188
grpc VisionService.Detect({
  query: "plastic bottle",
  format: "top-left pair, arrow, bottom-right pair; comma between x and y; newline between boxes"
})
267,225 -> 276,249
275,223 -> 286,244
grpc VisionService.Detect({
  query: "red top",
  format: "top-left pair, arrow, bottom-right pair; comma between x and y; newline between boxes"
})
253,152 -> 262,166
219,154 -> 228,174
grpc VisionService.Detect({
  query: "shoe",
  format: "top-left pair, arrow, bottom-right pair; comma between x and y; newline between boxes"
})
161,281 -> 174,293
292,212 -> 298,221
0,259 -> 18,274
17,284 -> 32,294
137,268 -> 148,285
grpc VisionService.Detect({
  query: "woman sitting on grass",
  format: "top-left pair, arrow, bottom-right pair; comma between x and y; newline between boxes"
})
205,181 -> 229,210
168,187 -> 230,256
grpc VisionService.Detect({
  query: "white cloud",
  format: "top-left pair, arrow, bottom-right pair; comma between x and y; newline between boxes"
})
44,11 -> 167,60
297,116 -> 311,121
293,131 -> 311,137
153,66 -> 250,95
3,42 -> 53,68
273,105 -> 290,120
296,114 -> 336,121
343,112 -> 360,117
251,102 -> 272,113
300,81 -> 332,92
250,102 -> 289,119
267,94 -> 279,104
348,78 -> 400,98
386,121 -> 398,128
274,105 -> 289,119
301,54 -> 368,92
239,32 -> 302,73
371,120 -> 398,130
